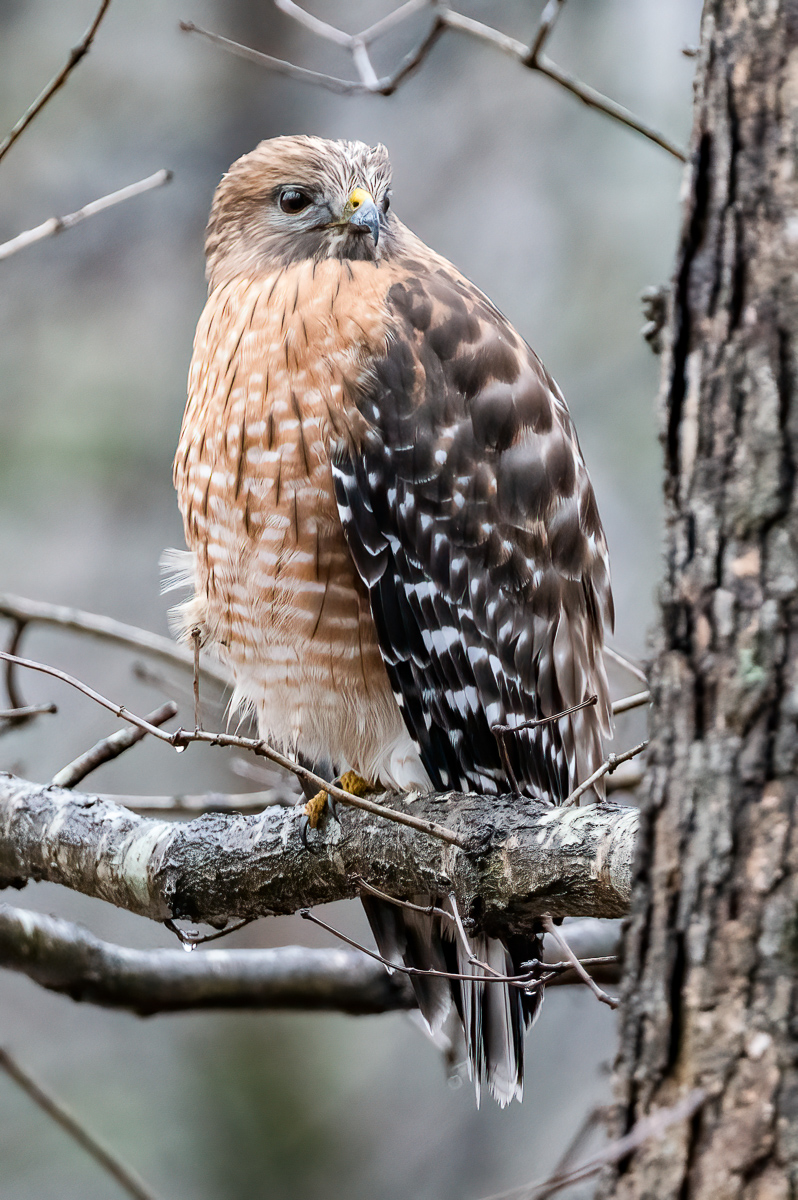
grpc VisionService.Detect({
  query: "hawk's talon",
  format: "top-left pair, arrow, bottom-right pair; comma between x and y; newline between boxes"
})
299,814 -> 315,851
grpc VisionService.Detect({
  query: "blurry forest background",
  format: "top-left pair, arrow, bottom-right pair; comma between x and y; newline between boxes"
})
0,2 -> 700,1198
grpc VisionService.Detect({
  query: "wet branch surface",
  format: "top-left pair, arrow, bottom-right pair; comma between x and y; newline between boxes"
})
0,773 -> 637,936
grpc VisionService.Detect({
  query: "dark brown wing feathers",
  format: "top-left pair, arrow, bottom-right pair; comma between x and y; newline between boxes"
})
334,261 -> 613,805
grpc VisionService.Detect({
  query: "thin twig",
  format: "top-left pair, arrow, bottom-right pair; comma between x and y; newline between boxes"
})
0,1047 -> 157,1200
181,2 -> 686,159
0,170 -> 173,262
163,916 -> 254,949
356,877 -> 451,920
301,909 -> 555,991
0,593 -> 229,686
534,1105 -> 609,1200
479,1089 -> 706,1200
564,740 -> 649,807
541,914 -> 618,1009
525,0 -> 567,65
612,690 -> 651,715
191,626 -> 202,731
532,53 -> 685,160
0,0 -> 113,165
4,620 -> 27,712
0,703 -> 57,721
0,650 -> 464,847
491,695 -> 598,793
51,702 -> 178,789
604,645 -> 648,684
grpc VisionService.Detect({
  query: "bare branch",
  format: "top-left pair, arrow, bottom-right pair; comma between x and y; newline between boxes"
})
4,619 -> 27,713
0,1045 -> 157,1200
0,170 -> 172,262
0,0 -> 113,165
612,690 -> 651,715
541,914 -> 619,1009
0,774 -> 638,932
301,908 -> 554,990
51,702 -> 178,789
0,906 -> 619,1018
530,54 -> 686,160
526,0 -> 567,65
480,1089 -> 706,1200
0,593 -> 229,687
179,22 -> 367,94
180,3 -> 685,158
273,0 -> 353,47
564,740 -> 649,807
0,703 -> 57,721
604,644 -> 648,684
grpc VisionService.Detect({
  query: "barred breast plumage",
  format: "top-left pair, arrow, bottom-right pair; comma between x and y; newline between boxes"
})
174,258 -> 431,790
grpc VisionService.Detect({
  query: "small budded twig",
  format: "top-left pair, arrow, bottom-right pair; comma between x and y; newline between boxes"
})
564,739 -> 649,807
181,1 -> 686,159
0,0 -> 113,165
0,649 -> 464,847
541,914 -> 618,1009
0,1046 -> 157,1200
0,170 -> 173,262
51,701 -> 178,789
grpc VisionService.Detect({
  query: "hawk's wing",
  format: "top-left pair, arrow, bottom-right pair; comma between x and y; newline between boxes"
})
333,260 -> 613,802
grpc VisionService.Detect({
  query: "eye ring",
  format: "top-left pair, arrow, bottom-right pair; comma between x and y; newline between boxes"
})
279,189 -> 312,215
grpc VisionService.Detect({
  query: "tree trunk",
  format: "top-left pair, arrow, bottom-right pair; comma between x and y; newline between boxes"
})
604,3 -> 798,1197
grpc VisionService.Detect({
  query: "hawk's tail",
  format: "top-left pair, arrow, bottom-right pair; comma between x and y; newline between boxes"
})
362,896 -> 543,1106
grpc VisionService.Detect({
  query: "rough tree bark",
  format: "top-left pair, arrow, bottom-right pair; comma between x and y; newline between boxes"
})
604,4 -> 798,1198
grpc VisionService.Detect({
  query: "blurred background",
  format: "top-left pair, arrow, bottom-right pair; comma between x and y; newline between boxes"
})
0,2 -> 699,1197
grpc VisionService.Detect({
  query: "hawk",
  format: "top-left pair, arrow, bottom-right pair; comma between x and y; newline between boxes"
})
172,136 -> 613,1105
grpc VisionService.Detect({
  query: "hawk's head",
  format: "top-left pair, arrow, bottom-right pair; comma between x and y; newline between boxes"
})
205,135 -> 395,286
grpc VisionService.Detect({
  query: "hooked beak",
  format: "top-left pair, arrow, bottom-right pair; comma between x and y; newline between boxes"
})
345,187 -> 380,245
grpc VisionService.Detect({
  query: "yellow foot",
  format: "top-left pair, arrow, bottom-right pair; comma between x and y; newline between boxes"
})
303,790 -> 328,829
338,771 -> 373,797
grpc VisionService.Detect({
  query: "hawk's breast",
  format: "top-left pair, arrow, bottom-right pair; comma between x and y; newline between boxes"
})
173,258 -> 420,781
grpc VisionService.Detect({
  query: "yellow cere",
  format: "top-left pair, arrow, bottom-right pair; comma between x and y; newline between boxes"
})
348,187 -> 373,210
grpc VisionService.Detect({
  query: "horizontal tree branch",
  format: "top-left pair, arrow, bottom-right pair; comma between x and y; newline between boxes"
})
0,774 -> 638,936
0,904 -> 413,1015
0,905 -> 621,1016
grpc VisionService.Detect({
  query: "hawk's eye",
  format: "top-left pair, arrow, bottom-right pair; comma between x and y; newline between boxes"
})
279,189 -> 312,215
381,195 -> 390,214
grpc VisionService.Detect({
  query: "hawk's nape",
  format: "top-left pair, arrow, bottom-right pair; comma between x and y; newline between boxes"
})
172,135 -> 613,1106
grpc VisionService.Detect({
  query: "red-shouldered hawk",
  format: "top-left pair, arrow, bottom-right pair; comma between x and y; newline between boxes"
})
172,136 -> 613,1106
